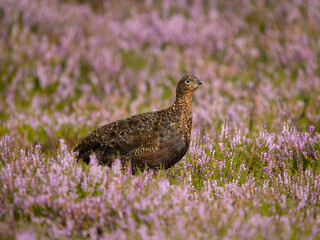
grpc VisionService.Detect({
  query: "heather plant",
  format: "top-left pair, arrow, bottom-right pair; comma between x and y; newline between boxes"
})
0,0 -> 320,239
1,126 -> 320,239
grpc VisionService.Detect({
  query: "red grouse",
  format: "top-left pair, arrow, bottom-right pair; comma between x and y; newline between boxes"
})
74,75 -> 203,172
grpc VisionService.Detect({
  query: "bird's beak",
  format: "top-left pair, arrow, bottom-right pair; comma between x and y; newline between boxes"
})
198,80 -> 203,86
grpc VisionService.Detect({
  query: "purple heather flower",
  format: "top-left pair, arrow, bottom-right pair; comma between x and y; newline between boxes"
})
309,125 -> 315,134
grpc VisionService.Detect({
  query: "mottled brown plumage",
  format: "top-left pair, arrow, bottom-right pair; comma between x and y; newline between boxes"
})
73,75 -> 203,172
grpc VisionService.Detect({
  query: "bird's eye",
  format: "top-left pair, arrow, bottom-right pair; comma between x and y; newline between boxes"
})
185,80 -> 191,84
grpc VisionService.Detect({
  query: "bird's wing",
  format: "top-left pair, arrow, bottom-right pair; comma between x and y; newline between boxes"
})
73,112 -> 160,160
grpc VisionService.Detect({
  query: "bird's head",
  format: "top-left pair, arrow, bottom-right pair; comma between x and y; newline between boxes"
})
176,75 -> 203,98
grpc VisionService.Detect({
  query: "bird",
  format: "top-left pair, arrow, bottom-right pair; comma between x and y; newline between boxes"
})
73,75 -> 203,173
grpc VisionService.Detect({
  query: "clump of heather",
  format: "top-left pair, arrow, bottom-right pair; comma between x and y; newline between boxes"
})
1,125 -> 320,239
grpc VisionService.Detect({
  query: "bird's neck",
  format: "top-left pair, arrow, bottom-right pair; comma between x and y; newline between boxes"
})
170,94 -> 193,118
172,93 -> 193,142
173,94 -> 193,110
